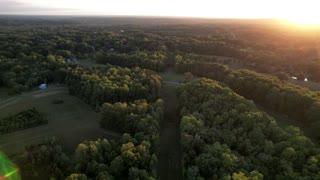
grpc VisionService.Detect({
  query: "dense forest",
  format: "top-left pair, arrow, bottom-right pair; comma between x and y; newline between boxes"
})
96,51 -> 166,72
19,135 -> 158,179
174,55 -> 320,137
178,78 -> 320,179
0,55 -> 67,94
100,99 -> 163,151
1,17 -> 320,84
65,66 -> 161,108
1,16 -> 320,179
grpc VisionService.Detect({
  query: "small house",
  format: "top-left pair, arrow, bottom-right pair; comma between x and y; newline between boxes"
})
304,78 -> 308,82
39,83 -> 47,90
292,76 -> 297,80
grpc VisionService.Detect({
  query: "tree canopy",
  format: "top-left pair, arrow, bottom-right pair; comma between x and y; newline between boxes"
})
178,78 -> 320,179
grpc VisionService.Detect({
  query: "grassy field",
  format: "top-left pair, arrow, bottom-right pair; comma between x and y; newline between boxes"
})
159,67 -> 186,83
190,53 -> 246,70
0,85 -> 120,156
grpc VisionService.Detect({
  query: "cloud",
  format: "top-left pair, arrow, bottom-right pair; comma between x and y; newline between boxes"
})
0,0 -> 82,15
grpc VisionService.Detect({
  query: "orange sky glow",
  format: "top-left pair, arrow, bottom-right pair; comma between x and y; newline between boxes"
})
1,0 -> 320,26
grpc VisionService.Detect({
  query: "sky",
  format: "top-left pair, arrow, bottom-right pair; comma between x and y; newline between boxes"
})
0,0 -> 319,21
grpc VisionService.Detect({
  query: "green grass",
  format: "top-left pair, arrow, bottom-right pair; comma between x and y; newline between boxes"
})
159,67 -> 185,83
0,85 -> 120,156
189,53 -> 246,69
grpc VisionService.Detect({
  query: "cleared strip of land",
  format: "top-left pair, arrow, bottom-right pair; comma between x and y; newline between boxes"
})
158,68 -> 184,180
33,89 -> 65,98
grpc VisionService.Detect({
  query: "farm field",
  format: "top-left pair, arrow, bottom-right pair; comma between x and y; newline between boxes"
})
0,85 -> 120,155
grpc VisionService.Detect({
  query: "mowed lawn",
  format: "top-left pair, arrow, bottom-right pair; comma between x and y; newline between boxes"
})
0,85 -> 120,155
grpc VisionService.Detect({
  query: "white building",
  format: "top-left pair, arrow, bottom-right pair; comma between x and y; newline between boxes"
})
39,83 -> 47,90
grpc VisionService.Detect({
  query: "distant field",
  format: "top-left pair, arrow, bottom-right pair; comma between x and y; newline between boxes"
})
288,79 -> 320,91
0,85 -> 120,155
190,53 -> 245,69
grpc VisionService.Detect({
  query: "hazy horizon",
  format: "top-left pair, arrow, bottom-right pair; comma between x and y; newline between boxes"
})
0,0 -> 319,22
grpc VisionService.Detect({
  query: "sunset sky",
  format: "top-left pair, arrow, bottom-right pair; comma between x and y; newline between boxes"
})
1,0 -> 320,24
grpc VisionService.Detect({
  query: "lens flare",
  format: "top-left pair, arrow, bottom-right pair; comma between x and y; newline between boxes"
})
0,152 -> 21,180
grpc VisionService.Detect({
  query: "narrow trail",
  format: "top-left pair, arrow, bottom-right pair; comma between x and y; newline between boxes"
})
157,68 -> 183,180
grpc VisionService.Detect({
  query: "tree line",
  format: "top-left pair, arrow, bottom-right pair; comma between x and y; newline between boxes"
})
100,99 -> 163,152
224,70 -> 320,124
0,55 -> 67,94
0,107 -> 47,134
174,57 -> 320,132
96,50 -> 166,72
178,78 -> 320,179
19,125 -> 161,179
65,65 -> 161,108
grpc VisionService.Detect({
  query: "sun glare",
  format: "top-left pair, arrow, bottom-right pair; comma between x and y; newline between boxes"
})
277,0 -> 320,26
288,19 -> 320,26
284,14 -> 320,26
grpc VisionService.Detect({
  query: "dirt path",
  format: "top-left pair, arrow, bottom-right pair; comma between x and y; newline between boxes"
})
33,89 -> 65,98
157,71 -> 183,180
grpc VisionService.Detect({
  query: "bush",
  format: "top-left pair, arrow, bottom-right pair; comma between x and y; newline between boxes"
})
0,107 -> 47,134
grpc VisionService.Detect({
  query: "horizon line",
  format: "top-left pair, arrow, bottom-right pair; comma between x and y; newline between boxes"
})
0,14 -> 281,20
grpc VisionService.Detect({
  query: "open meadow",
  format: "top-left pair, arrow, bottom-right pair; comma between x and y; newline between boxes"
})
0,85 -> 120,155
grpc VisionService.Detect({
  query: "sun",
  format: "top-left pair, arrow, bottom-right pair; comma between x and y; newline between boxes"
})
286,15 -> 320,26
278,1 -> 320,26
278,12 -> 320,28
